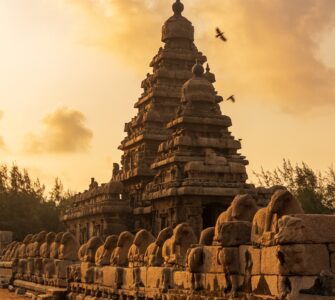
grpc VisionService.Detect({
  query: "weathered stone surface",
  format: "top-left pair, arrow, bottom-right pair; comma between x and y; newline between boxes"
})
251,189 -> 304,245
128,230 -> 155,267
284,276 -> 320,299
146,266 -> 172,289
217,247 -> 240,274
162,223 -> 197,267
101,266 -> 123,289
331,253 -> 335,274
95,235 -> 118,267
110,231 -> 134,267
214,195 -> 258,242
144,227 -> 173,267
239,245 -> 261,275
274,214 -> 335,244
205,273 -> 228,292
215,221 -> 252,246
58,233 -> 79,262
328,244 -> 335,252
251,275 -> 280,296
261,244 -> 330,275
173,271 -> 192,290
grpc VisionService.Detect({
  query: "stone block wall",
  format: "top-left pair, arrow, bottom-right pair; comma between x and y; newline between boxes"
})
1,190 -> 335,299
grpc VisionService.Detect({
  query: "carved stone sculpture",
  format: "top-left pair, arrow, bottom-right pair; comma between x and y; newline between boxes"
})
40,232 -> 56,281
128,229 -> 155,267
251,189 -> 304,245
199,227 -> 214,246
83,236 -> 103,264
16,234 -> 33,279
214,194 -> 258,242
50,232 -> 64,259
32,231 -> 47,280
144,227 -> 173,267
95,235 -> 118,267
162,223 -> 197,267
40,232 -> 56,259
55,232 -> 79,281
58,232 -> 80,261
18,234 -> 33,259
110,231 -> 134,267
78,243 -> 87,262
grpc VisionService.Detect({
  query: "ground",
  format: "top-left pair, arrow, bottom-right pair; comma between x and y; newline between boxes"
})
0,289 -> 25,299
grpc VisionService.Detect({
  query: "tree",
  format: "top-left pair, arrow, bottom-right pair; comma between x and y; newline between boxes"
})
0,163 -> 72,240
253,159 -> 335,214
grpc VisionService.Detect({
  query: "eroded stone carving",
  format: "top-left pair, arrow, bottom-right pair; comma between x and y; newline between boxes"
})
144,227 -> 173,267
162,223 -> 197,267
128,229 -> 155,267
251,189 -> 304,245
110,231 -> 134,267
58,232 -> 79,261
95,235 -> 118,267
83,236 -> 103,264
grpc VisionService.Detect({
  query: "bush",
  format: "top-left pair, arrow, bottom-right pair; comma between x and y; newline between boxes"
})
0,163 -> 72,240
253,159 -> 335,214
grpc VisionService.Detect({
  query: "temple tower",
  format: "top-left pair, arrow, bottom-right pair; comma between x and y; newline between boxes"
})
115,0 -> 207,229
143,62 -> 253,236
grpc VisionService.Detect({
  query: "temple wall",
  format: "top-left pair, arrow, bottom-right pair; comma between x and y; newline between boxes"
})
2,190 -> 335,299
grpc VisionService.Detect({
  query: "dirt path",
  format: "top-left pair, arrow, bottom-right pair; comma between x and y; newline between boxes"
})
0,288 -> 25,300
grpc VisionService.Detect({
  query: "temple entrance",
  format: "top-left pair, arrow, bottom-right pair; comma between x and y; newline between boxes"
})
202,204 -> 226,229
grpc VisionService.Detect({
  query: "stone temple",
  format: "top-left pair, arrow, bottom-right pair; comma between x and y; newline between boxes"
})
2,1 -> 335,299
61,0 -> 262,243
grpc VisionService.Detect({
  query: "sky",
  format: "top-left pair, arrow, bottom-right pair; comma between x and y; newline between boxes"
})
0,0 -> 335,192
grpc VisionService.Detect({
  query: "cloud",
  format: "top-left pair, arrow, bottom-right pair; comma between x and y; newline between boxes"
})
0,111 -> 5,150
24,107 -> 93,154
66,0 -> 335,114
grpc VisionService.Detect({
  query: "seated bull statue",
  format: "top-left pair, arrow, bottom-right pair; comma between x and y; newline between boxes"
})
214,194 -> 258,242
58,232 -> 79,261
186,227 -> 215,290
251,189 -> 304,245
55,232 -> 80,282
79,236 -> 103,284
83,236 -> 103,264
40,232 -> 56,282
144,227 -> 173,267
25,234 -> 37,280
95,235 -> 118,267
199,227 -> 215,246
78,243 -> 87,262
40,232 -> 56,259
50,232 -> 64,259
16,234 -> 33,279
32,231 -> 48,283
128,229 -> 155,267
110,231 -> 134,267
162,223 -> 197,267
29,231 -> 47,282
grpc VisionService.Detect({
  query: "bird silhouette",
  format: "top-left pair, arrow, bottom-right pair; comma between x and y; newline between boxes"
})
226,95 -> 235,103
216,28 -> 227,42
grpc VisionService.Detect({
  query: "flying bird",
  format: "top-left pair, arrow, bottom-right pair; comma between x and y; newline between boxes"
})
216,28 -> 227,42
226,95 -> 235,103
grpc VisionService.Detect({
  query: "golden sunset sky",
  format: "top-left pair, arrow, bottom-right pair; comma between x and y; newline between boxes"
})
1,0 -> 335,192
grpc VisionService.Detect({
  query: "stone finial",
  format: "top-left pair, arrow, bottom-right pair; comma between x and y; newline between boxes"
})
192,60 -> 204,77
172,0 -> 184,16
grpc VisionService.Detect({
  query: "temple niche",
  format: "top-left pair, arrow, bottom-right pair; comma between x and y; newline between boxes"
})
61,0 -> 265,241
